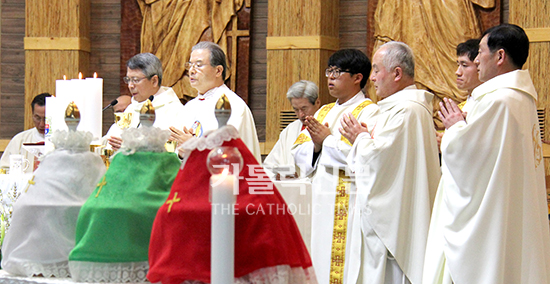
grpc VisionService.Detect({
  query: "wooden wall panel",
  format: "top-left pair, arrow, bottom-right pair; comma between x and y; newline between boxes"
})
1,0 -> 25,138
0,0 -> 121,139
90,0 -> 121,135
250,0 -> 268,141
340,0 -> 368,54
24,0 -> 91,129
266,0 -> 339,150
120,0 -> 141,98
26,0 -> 90,37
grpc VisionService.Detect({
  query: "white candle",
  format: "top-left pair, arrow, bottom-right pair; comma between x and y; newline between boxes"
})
82,77 -> 103,139
55,77 -> 76,132
44,96 -> 62,153
210,171 -> 236,284
54,74 -> 103,139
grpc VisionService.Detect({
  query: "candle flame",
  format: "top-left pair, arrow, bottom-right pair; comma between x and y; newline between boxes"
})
63,75 -> 67,80
78,72 -> 83,79
93,72 -> 98,78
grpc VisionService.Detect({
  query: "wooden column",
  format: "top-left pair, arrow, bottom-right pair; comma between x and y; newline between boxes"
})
24,0 -> 90,129
265,0 -> 339,151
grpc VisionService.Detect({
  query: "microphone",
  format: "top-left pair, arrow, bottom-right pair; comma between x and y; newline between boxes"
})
102,99 -> 118,111
149,95 -> 154,102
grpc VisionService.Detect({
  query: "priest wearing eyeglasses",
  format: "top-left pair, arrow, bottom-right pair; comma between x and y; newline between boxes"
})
291,49 -> 379,284
170,41 -> 261,161
105,53 -> 185,151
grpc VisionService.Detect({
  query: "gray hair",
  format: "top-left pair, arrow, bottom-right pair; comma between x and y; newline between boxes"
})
286,80 -> 319,105
127,53 -> 163,85
380,41 -> 415,78
192,41 -> 228,80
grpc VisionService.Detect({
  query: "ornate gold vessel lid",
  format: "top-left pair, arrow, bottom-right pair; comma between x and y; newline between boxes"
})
65,101 -> 80,131
139,99 -> 156,127
214,94 -> 232,128
140,99 -> 155,115
215,94 -> 231,110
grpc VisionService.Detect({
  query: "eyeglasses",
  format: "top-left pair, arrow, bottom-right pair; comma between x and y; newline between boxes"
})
123,76 -> 148,85
185,61 -> 208,71
325,68 -> 351,79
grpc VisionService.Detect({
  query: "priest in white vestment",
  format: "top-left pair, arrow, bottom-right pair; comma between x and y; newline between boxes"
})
0,93 -> 51,173
424,24 -> 550,284
341,42 -> 440,284
263,80 -> 320,179
171,42 -> 262,161
292,49 -> 379,284
105,53 -> 186,151
436,39 -> 483,149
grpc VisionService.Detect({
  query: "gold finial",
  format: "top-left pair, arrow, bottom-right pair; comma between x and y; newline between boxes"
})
215,94 -> 231,110
140,99 -> 155,114
65,101 -> 80,131
65,101 -> 80,119
214,94 -> 232,128
139,99 -> 156,127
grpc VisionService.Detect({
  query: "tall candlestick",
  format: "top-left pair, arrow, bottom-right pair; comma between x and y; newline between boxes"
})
210,171 -> 235,284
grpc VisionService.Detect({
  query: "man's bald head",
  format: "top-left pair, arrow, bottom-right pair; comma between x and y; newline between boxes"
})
114,95 -> 132,113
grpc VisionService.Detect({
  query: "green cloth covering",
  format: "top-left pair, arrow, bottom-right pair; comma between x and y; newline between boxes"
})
69,151 -> 180,263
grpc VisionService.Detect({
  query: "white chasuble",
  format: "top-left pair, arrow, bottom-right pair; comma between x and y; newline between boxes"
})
424,70 -> 550,284
292,92 -> 379,284
183,84 -> 261,162
263,119 -> 303,178
105,86 -> 186,138
346,86 -> 440,284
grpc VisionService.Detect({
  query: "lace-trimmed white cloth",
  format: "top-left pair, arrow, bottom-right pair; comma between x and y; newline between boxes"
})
0,131 -> 106,279
178,125 -> 240,168
176,265 -> 318,284
50,130 -> 93,153
68,261 -> 149,283
119,127 -> 170,155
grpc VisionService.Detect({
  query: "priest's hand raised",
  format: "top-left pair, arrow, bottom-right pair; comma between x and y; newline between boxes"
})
169,126 -> 193,145
304,116 -> 330,153
439,97 -> 466,129
340,113 -> 369,145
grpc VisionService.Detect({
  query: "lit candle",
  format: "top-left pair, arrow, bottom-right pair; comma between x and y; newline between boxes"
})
210,169 -> 236,284
53,73 -> 103,139
82,74 -> 103,139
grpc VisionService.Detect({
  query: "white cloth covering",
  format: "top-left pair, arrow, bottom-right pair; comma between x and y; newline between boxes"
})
1,131 -> 106,278
183,84 -> 261,162
104,86 -> 185,139
423,70 -> 550,284
0,128 -> 43,173
291,92 -> 379,284
346,86 -> 440,284
263,119 -> 303,178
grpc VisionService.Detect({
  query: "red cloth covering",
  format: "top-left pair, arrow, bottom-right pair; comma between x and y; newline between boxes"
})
147,135 -> 313,284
